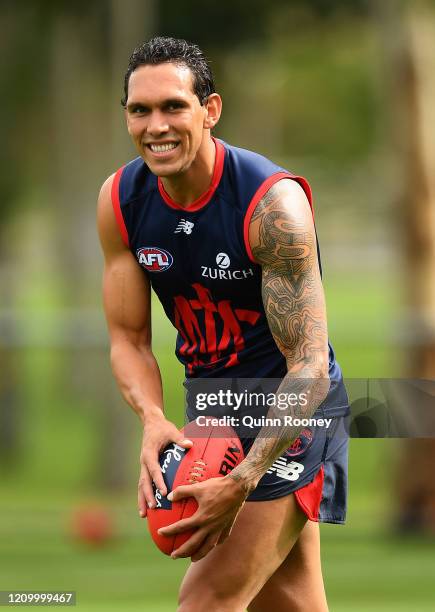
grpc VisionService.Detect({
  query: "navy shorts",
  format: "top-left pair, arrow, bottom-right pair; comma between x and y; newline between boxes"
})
245,411 -> 349,524
184,375 -> 349,525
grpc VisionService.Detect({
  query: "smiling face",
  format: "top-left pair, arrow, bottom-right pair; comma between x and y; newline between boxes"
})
125,62 -> 221,178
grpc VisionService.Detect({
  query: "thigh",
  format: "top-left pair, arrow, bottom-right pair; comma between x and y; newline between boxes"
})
248,520 -> 328,612
178,494 -> 307,612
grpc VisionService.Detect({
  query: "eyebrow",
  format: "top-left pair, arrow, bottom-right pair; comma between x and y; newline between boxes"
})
126,97 -> 189,112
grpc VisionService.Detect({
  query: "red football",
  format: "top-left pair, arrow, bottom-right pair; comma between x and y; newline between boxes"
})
71,505 -> 113,546
146,422 -> 244,555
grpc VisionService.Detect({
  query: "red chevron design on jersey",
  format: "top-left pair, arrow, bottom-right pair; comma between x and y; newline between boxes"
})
174,283 -> 261,373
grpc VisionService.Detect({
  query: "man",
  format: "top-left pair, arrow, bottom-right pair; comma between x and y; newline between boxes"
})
98,37 -> 349,611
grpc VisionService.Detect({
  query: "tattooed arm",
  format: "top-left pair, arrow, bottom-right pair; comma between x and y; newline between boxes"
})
159,179 -> 330,561
229,179 -> 330,494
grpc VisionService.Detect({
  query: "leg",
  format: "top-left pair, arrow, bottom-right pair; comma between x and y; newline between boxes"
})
248,520 -> 328,612
177,494 -> 307,612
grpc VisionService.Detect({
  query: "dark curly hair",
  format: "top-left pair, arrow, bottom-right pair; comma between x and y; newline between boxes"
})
121,36 -> 215,107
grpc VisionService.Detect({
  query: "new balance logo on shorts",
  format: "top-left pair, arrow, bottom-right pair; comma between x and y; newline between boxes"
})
267,458 -> 305,481
175,219 -> 195,235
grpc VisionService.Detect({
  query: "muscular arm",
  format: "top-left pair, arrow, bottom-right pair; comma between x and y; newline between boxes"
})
97,176 -> 192,511
97,175 -> 164,424
229,179 -> 330,492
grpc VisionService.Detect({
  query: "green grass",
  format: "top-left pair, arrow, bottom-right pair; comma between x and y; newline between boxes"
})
1,442 -> 435,611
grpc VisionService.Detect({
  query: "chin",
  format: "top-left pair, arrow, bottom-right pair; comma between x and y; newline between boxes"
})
150,164 -> 180,178
150,158 -> 191,178
142,157 -> 170,174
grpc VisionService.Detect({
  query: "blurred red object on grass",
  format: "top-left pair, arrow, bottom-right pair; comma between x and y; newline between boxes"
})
71,505 -> 113,547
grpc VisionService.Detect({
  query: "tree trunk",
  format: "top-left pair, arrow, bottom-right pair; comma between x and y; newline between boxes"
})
374,0 -> 435,532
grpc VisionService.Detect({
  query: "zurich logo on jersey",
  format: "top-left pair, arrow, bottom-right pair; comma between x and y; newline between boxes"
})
136,247 -> 173,272
216,252 -> 230,269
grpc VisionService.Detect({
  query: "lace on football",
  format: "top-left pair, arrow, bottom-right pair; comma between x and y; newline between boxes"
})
188,459 -> 207,483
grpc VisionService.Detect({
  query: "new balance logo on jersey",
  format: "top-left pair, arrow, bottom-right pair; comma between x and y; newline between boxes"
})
175,219 -> 195,235
266,458 -> 305,481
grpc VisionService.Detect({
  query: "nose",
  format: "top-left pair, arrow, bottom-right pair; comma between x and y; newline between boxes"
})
146,110 -> 169,137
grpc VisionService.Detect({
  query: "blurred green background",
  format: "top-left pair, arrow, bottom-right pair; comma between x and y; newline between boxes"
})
1,1 -> 434,610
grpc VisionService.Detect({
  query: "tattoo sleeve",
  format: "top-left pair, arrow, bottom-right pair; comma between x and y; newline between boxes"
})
229,180 -> 330,494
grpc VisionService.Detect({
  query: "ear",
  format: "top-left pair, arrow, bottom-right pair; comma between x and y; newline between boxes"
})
203,93 -> 222,129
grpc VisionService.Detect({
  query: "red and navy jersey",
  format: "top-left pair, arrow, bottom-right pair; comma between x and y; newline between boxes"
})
111,138 -> 348,414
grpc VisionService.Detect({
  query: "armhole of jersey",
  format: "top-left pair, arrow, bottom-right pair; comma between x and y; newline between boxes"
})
111,165 -> 129,248
243,172 -> 314,264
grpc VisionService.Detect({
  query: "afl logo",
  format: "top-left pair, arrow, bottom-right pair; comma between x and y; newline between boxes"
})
136,247 -> 173,272
285,428 -> 314,457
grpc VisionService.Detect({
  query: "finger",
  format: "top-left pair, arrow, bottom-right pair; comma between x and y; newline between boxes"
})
171,528 -> 208,560
217,523 -> 233,545
191,533 -> 219,562
146,462 -> 167,497
138,469 -> 156,511
167,484 -> 197,503
137,485 -> 147,518
158,515 -> 198,537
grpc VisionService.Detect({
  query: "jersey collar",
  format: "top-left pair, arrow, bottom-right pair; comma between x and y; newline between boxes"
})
157,137 -> 225,213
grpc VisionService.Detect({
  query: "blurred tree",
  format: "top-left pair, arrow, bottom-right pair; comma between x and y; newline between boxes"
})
0,0 -> 98,469
374,0 -> 435,532
0,3 -> 48,469
157,0 -> 369,47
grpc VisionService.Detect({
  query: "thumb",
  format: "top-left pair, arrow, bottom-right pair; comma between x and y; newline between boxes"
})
174,436 -> 193,449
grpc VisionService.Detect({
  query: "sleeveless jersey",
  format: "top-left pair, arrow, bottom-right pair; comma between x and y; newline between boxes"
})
112,138 -> 349,416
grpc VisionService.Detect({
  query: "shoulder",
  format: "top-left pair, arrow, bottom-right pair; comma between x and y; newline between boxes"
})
97,172 -> 116,225
97,173 -> 128,258
248,178 -> 316,267
252,178 -> 312,224
108,157 -> 154,206
223,139 -> 312,210
98,154 -> 154,252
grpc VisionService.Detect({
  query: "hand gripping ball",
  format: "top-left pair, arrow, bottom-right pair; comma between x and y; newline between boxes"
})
146,422 -> 244,555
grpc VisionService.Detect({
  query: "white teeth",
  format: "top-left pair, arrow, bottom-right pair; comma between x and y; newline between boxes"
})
149,143 -> 177,153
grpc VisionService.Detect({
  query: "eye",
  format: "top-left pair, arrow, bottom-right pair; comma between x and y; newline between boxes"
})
130,105 -> 149,115
166,102 -> 185,112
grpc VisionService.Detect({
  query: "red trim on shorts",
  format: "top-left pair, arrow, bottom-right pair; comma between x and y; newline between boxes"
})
294,465 -> 324,522
111,166 -> 129,247
157,138 -> 225,212
243,173 -> 314,264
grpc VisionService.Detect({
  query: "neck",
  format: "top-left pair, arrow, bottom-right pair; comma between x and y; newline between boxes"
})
160,136 -> 216,207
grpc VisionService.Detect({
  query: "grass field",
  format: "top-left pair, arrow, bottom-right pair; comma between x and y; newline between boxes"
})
2,273 -> 433,610
1,440 -> 435,611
